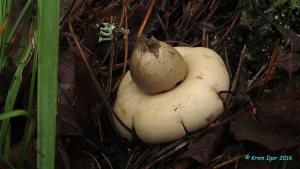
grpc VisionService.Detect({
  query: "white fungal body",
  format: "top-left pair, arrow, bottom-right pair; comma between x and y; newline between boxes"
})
113,47 -> 230,144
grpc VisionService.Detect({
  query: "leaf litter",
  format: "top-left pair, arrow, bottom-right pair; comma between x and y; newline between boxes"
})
1,0 -> 300,169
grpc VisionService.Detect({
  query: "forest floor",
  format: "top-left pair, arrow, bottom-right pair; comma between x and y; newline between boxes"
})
1,0 -> 300,169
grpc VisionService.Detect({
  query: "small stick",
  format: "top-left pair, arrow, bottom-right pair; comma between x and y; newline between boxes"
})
164,40 -> 191,47
225,45 -> 246,107
247,63 -> 267,89
101,152 -> 113,169
219,11 -> 240,43
247,99 -> 256,120
212,154 -> 246,169
206,31 -> 209,47
259,39 -> 280,95
202,27 -> 206,47
137,0 -> 155,38
122,1 -> 129,76
68,19 -> 132,136
271,38 -> 291,75
249,39 -> 290,92
156,11 -> 168,42
81,151 -> 102,169
224,43 -> 233,78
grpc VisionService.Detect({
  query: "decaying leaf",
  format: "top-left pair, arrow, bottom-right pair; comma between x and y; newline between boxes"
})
230,76 -> 300,151
57,48 -> 83,136
278,52 -> 300,74
173,126 -> 226,168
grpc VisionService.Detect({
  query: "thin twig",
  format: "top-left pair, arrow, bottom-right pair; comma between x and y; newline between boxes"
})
271,39 -> 291,75
125,154 -> 134,169
259,39 -> 280,95
82,150 -> 102,169
219,11 -> 241,43
137,0 -> 155,38
122,1 -> 129,76
163,40 -> 192,47
225,45 -> 246,107
259,39 -> 290,96
146,141 -> 189,168
68,19 -> 133,138
247,63 -> 267,89
212,154 -> 246,169
205,0 -> 221,22
202,27 -> 206,47
101,152 -> 113,169
224,43 -> 233,78
156,11 -> 169,40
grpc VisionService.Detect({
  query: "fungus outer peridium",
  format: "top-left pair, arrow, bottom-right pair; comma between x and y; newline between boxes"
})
113,38 -> 230,144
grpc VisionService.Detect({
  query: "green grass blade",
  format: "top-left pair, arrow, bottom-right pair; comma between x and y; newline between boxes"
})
4,42 -> 33,111
0,40 -> 33,160
36,0 -> 60,168
16,39 -> 37,169
1,1 -> 35,167
2,125 -> 10,161
16,114 -> 35,169
6,0 -> 34,45
0,109 -> 33,169
0,109 -> 32,121
0,0 -> 13,72
28,45 -> 37,114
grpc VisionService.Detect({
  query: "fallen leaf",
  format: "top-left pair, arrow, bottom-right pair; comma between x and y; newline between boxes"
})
57,48 -> 83,137
173,126 -> 226,168
278,52 -> 300,73
230,76 -> 300,151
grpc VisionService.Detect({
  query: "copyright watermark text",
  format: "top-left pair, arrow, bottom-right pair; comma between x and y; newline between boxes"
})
244,154 -> 293,162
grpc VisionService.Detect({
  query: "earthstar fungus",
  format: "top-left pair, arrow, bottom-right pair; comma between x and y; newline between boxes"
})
113,38 -> 230,144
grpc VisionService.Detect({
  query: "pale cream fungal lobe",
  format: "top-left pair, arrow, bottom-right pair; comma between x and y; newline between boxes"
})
113,38 -> 230,144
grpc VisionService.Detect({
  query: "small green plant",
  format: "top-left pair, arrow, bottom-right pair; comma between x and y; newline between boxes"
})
36,0 -> 60,169
0,0 -> 60,169
0,1 -> 36,168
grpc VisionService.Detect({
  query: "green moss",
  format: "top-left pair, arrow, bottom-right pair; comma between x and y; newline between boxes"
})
239,0 -> 299,30
274,0 -> 300,14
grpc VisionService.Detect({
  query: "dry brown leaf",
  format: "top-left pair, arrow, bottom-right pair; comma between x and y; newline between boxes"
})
173,126 -> 226,168
230,76 -> 300,151
278,52 -> 300,74
57,48 -> 83,137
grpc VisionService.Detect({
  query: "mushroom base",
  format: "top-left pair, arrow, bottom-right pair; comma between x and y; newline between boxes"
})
113,47 -> 230,144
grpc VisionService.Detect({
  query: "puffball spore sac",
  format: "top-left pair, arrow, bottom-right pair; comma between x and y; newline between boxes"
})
129,38 -> 187,94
